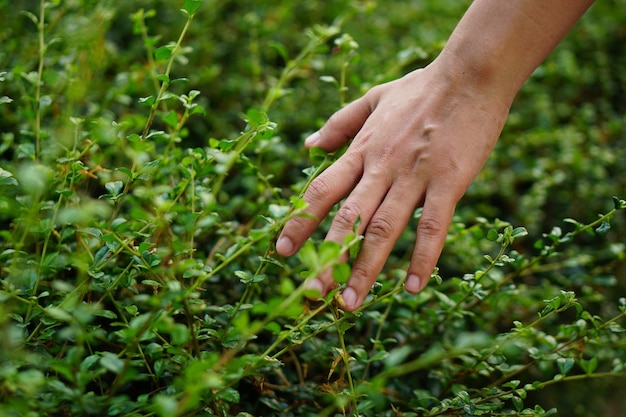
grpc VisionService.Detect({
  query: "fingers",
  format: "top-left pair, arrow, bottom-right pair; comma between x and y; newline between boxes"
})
405,192 -> 457,293
277,94 -> 377,258
309,175 -> 390,296
305,93 -> 376,151
276,151 -> 363,257
337,180 -> 422,311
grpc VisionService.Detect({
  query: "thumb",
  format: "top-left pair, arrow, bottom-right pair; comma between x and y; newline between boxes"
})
305,93 -> 375,151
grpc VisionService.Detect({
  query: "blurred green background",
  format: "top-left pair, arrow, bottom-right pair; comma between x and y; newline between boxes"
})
1,0 -> 624,415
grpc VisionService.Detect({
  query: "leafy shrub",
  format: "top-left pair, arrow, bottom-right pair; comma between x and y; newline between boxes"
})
0,1 -> 624,416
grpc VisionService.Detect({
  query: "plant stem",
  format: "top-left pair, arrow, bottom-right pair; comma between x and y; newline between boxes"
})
361,278 -> 404,380
34,0 -> 45,161
108,9 -> 197,226
331,305 -> 359,416
260,26 -> 338,113
140,11 -> 195,141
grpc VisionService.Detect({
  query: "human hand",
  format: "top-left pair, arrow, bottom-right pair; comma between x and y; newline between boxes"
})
276,63 -> 510,311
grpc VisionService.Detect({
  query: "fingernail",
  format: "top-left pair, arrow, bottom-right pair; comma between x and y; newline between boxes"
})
304,131 -> 320,147
406,274 -> 421,293
276,236 -> 294,256
341,287 -> 357,310
305,279 -> 324,298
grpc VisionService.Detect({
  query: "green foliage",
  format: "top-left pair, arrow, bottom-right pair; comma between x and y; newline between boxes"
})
0,1 -> 625,416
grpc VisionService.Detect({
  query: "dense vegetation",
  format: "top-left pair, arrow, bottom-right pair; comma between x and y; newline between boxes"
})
1,1 -> 625,416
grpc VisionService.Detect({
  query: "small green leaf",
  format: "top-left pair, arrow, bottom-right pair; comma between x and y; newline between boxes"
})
309,146 -> 328,164
93,309 -> 117,319
18,163 -> 54,196
557,357 -> 575,375
332,262 -> 351,284
186,89 -> 200,100
319,241 -> 342,265
290,196 -> 307,211
218,138 -> 236,151
279,277 -> 295,296
543,408 -> 559,417
105,181 -> 124,196
512,396 -> 524,412
0,168 -> 17,187
100,352 -> 124,374
268,204 -> 289,218
319,75 -> 338,85
45,306 -> 73,322
264,321 -> 281,335
182,0 -> 203,15
116,167 -> 133,179
139,95 -> 156,106
580,357 -> 598,375
595,221 -> 610,236
162,110 -> 179,128
269,41 -> 289,63
235,270 -> 251,283
302,166 -> 316,176
549,226 -> 562,239
171,323 -> 190,345
142,160 -> 161,170
191,105 -> 206,116
80,355 -> 100,373
348,235 -> 363,258
384,345 -> 412,369
152,394 -> 178,417
539,305 -> 554,318
155,45 -> 175,61
503,380 -> 521,389
127,133 -> 141,143
371,281 -> 383,295
218,387 -> 240,404
244,107 -> 266,128
564,218 -> 583,230
298,241 -> 318,268
21,10 -> 39,26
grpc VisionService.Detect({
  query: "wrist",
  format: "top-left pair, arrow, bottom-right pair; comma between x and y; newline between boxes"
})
425,0 -> 593,111
429,43 -> 520,111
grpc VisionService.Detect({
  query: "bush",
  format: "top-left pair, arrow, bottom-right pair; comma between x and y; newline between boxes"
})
1,1 -> 625,416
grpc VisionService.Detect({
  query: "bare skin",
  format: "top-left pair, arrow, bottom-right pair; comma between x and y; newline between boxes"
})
276,0 -> 595,311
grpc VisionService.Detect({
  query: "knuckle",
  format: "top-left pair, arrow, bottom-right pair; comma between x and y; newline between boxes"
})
286,214 -> 308,230
366,214 -> 396,240
366,83 -> 385,100
418,215 -> 446,237
306,176 -> 333,201
334,204 -> 362,230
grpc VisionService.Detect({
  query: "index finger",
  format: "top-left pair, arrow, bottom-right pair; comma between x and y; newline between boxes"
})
276,152 -> 362,257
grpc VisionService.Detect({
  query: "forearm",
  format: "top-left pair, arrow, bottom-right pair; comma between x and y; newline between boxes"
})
433,0 -> 594,107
